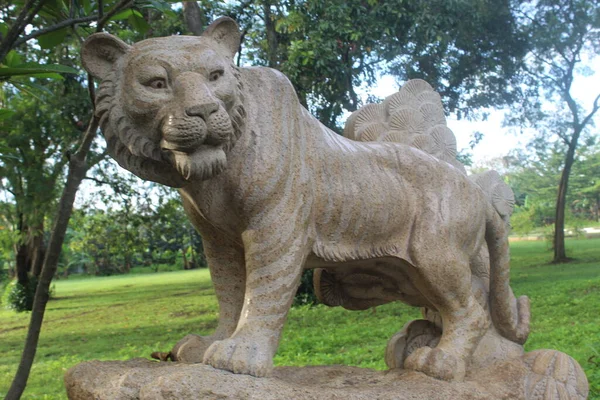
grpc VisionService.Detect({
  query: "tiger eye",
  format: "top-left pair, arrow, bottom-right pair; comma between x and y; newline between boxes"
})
149,78 -> 167,89
209,70 -> 224,82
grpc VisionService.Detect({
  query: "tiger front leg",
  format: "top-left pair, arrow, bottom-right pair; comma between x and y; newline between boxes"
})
203,231 -> 308,377
169,231 -> 246,363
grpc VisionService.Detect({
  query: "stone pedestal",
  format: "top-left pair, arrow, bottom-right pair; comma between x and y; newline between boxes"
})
64,350 -> 588,400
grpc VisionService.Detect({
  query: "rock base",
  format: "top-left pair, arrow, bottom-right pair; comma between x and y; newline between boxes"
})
64,350 -> 588,400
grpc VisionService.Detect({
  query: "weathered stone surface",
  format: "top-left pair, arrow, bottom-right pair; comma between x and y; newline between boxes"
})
64,358 -> 519,400
65,353 -> 588,400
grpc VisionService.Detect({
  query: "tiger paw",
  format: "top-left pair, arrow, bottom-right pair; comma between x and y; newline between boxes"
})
404,346 -> 466,382
385,319 -> 441,369
203,336 -> 273,377
168,334 -> 220,363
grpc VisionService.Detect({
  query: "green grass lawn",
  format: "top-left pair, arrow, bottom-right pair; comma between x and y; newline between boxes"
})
1,238 -> 599,399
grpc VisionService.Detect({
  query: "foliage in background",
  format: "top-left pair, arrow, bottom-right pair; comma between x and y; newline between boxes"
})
1,59 -> 92,289
1,0 -> 180,396
64,188 -> 206,276
214,0 -> 527,130
571,143 -> 600,222
1,276 -> 37,312
505,0 -> 600,261
507,142 -> 600,236
0,262 -> 8,306
0,0 -> 199,296
293,269 -> 317,306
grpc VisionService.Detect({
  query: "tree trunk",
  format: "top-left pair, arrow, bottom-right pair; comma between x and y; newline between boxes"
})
15,243 -> 29,286
182,2 -> 204,36
553,170 -> 568,262
28,224 -> 45,278
181,247 -> 189,269
123,259 -> 131,274
13,239 -> 44,311
14,224 -> 45,288
15,214 -> 29,286
262,1 -> 278,68
6,119 -> 97,400
553,136 -> 579,263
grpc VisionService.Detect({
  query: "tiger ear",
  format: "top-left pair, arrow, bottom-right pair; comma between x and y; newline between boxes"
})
203,17 -> 241,59
81,33 -> 130,80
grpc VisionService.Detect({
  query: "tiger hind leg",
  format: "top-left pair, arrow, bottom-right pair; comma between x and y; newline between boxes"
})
403,254 -> 489,381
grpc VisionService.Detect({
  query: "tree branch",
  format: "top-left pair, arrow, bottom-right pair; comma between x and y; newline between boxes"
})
17,147 -> 28,166
0,182 -> 17,197
555,43 -> 571,66
580,93 -> 600,129
0,0 -> 46,62
528,50 -> 562,74
563,80 -> 581,129
557,131 -> 571,146
237,28 -> 248,67
88,148 -> 108,167
76,116 -> 99,156
13,15 -> 99,47
523,63 -> 561,87
83,176 -> 111,186
97,0 -> 133,31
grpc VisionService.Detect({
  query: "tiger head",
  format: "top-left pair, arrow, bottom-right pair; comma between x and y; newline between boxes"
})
81,17 -> 246,187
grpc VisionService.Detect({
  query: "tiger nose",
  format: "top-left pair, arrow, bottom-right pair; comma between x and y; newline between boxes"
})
185,102 -> 219,119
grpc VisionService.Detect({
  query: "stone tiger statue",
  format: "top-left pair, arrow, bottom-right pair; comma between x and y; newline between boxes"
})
81,17 -> 529,382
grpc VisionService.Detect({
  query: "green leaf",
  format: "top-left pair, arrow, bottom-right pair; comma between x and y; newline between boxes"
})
134,0 -> 176,17
19,80 -> 55,94
110,8 -> 144,21
39,0 -> 69,20
128,14 -> 150,34
81,0 -> 92,14
0,22 -> 8,37
0,109 -> 15,120
10,81 -> 46,100
37,28 -> 69,49
27,72 -> 65,80
4,51 -> 23,68
0,63 -> 79,78
10,79 -> 55,95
